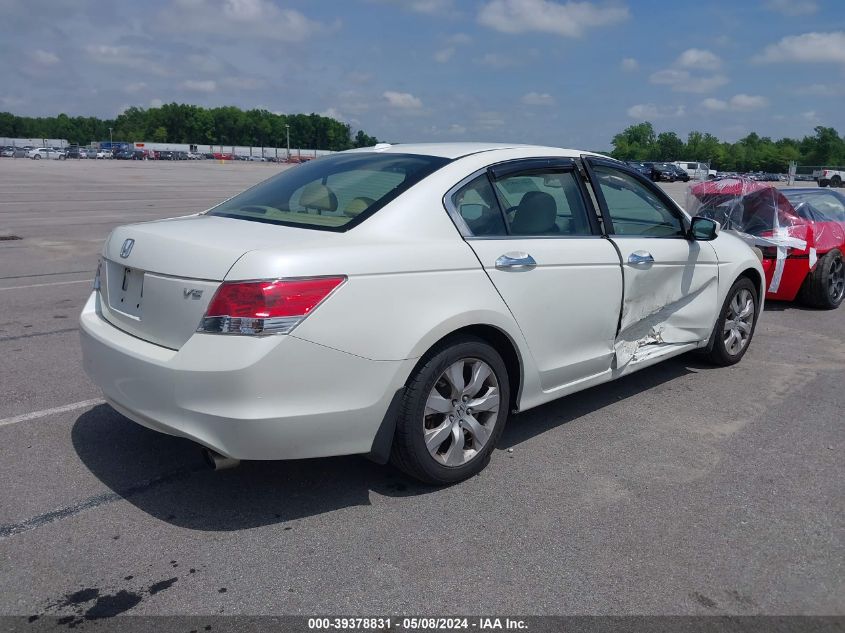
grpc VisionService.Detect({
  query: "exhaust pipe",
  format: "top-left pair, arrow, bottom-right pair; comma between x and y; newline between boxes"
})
202,448 -> 240,471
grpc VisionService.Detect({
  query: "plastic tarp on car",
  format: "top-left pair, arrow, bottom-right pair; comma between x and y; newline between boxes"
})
686,178 -> 815,293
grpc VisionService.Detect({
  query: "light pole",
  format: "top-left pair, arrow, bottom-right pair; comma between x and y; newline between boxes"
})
108,127 -> 113,151
285,124 -> 290,161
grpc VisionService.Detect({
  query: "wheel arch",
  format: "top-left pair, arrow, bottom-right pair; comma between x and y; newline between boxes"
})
408,323 -> 523,414
737,266 -> 765,304
366,322 -> 525,465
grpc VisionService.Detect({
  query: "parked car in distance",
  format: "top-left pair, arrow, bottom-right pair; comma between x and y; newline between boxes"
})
689,179 -> 845,309
157,150 -> 174,160
673,161 -> 716,180
643,162 -> 676,182
0,146 -> 16,157
814,168 -> 844,188
625,161 -> 652,178
80,143 -> 765,484
27,147 -> 66,160
667,164 -> 690,182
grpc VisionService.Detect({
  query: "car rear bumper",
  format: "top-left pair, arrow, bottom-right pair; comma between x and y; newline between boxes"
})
79,292 -> 413,460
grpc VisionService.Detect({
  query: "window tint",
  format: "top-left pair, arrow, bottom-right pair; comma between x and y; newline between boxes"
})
593,165 -> 684,237
451,174 -> 507,236
209,153 -> 450,231
492,170 -> 592,236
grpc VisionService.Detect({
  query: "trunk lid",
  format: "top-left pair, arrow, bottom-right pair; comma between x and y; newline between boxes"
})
99,214 -> 342,349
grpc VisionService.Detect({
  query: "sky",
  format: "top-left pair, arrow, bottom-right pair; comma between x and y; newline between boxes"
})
1,0 -> 844,149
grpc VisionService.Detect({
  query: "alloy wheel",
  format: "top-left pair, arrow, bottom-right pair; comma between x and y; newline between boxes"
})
723,288 -> 755,356
828,254 -> 845,304
423,358 -> 501,467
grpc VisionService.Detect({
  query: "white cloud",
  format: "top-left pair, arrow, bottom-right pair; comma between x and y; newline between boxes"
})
477,0 -> 629,38
754,31 -> 845,64
729,93 -> 769,110
159,0 -> 333,42
676,48 -> 721,70
649,69 -> 728,93
702,94 -> 769,111
801,83 -> 845,96
620,57 -> 638,71
477,52 -> 520,68
383,90 -> 423,109
448,123 -> 467,134
434,47 -> 455,62
626,103 -> 685,119
407,0 -> 455,13
802,110 -> 819,122
448,32 -> 473,45
475,111 -> 506,128
31,49 -> 59,66
182,79 -> 217,92
701,97 -> 728,111
85,44 -> 168,75
764,0 -> 818,16
371,0 -> 457,14
521,91 -> 556,106
220,76 -> 263,89
149,98 -> 164,108
123,82 -> 148,94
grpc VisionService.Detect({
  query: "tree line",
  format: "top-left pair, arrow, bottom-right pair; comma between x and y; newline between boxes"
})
0,104 -> 379,151
610,122 -> 845,172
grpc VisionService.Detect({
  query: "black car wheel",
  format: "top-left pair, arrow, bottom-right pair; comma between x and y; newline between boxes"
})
390,335 -> 510,485
799,248 -> 845,309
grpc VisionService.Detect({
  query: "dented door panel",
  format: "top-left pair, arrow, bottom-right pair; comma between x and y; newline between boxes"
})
610,237 -> 719,367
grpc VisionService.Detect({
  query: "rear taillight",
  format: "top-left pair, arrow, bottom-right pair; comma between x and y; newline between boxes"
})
197,276 -> 345,335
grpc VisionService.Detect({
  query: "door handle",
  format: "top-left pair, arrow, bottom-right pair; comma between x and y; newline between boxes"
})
628,251 -> 654,265
495,252 -> 537,271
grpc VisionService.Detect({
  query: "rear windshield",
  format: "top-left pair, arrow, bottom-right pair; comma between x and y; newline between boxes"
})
207,152 -> 451,231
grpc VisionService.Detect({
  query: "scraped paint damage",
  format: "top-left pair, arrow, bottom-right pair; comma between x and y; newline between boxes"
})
613,276 -> 717,368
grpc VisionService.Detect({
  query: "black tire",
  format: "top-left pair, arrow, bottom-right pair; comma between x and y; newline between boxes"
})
390,336 -> 510,485
798,248 -> 845,309
706,277 -> 759,366
832,176 -> 842,188
33,154 -> 41,160
819,180 -> 828,188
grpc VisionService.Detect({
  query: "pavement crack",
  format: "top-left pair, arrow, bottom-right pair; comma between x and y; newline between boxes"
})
0,467 -> 203,540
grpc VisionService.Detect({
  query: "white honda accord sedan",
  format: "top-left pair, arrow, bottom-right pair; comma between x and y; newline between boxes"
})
80,143 -> 764,484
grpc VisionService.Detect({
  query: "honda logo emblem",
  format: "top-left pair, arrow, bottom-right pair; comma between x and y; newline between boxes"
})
120,238 -> 135,259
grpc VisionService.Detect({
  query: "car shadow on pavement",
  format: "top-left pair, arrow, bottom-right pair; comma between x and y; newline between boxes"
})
72,355 -> 701,531
498,355 -> 699,449
763,300 -> 819,312
71,405 -> 432,531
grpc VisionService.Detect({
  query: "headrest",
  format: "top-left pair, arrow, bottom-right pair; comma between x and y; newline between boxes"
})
299,182 -> 338,212
344,196 -> 376,218
511,191 -> 557,234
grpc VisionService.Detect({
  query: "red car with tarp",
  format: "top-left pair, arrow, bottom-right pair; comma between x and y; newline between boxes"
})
687,178 -> 845,309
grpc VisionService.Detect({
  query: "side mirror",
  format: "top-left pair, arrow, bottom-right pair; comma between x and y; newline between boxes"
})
690,216 -> 720,241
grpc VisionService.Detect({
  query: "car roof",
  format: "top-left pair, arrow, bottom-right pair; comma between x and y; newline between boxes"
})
344,142 -> 603,160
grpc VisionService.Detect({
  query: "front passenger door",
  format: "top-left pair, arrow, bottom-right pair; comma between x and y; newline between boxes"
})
583,157 -> 719,365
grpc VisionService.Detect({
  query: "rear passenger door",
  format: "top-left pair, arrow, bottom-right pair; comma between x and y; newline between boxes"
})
583,157 -> 719,365
447,158 -> 623,391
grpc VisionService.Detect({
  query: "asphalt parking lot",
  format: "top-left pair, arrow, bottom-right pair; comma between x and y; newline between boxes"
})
0,159 -> 842,618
